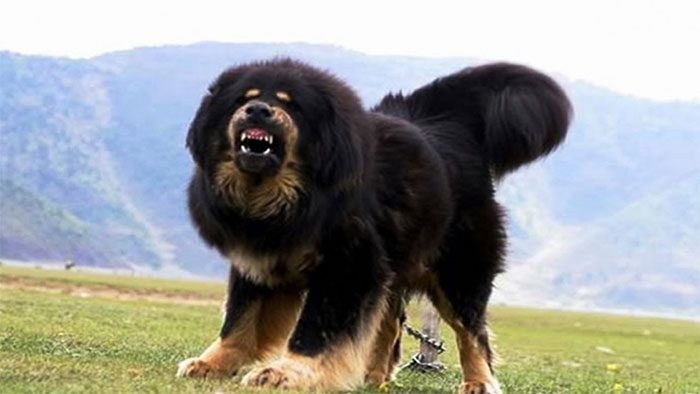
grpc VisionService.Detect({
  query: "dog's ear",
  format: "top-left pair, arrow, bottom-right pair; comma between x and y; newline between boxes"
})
312,94 -> 364,190
187,65 -> 252,167
186,84 -> 219,167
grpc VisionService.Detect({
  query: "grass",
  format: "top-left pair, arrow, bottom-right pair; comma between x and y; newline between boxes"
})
1,265 -> 699,393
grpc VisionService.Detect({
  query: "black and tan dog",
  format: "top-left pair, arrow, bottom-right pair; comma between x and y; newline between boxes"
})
176,59 -> 571,393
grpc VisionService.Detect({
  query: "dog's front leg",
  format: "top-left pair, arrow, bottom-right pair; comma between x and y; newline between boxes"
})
177,267 -> 303,378
242,231 -> 391,391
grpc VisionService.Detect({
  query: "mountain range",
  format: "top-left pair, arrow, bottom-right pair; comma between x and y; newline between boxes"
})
1,42 -> 698,317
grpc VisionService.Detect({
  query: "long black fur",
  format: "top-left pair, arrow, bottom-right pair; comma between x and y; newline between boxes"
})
376,62 -> 571,178
183,58 -> 571,389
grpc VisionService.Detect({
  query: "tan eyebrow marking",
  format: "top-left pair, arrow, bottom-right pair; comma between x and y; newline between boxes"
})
276,91 -> 291,103
244,89 -> 260,99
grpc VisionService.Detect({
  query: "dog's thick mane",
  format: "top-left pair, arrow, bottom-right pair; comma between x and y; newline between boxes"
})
185,59 -> 377,257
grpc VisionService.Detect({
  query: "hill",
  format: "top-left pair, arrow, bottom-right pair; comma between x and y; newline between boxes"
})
0,43 -> 698,317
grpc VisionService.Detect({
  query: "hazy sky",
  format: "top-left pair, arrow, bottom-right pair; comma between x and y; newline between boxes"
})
1,0 -> 698,102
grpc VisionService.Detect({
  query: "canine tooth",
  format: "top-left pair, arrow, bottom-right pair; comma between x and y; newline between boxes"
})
241,145 -> 250,153
263,148 -> 271,155
269,136 -> 274,143
240,133 -> 246,141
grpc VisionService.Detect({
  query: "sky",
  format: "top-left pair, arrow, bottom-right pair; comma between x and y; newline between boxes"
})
1,0 -> 698,102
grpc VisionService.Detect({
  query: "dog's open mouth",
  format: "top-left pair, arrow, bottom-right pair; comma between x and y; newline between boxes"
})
240,128 -> 274,155
234,127 -> 283,176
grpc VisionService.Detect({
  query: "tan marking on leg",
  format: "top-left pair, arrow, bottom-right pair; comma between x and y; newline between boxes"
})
255,288 -> 305,358
453,326 -> 500,394
177,288 -> 303,379
427,282 -> 501,394
365,309 -> 402,386
243,295 -> 388,390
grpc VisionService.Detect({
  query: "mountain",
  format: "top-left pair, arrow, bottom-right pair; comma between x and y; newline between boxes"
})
0,54 -> 173,269
0,43 -> 698,317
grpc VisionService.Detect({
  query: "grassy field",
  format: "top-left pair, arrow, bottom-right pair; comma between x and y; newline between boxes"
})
1,265 -> 699,393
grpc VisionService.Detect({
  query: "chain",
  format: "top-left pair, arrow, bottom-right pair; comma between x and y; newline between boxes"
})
401,353 -> 446,373
403,323 -> 445,354
400,322 -> 446,373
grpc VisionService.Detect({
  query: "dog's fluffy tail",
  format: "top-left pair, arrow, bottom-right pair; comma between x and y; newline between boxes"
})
379,63 -> 572,178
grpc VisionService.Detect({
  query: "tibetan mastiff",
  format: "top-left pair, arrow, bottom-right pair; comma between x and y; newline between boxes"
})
177,58 -> 571,393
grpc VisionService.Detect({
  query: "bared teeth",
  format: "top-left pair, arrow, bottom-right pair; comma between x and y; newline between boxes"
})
239,129 -> 274,154
241,130 -> 273,142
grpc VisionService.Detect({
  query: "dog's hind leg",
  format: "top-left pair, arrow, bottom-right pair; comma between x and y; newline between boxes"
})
428,203 -> 506,394
430,285 -> 500,394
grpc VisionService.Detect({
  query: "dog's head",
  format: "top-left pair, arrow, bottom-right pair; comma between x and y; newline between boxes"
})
187,59 -> 366,218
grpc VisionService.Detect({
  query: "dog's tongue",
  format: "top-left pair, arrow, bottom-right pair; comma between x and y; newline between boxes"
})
245,128 -> 268,138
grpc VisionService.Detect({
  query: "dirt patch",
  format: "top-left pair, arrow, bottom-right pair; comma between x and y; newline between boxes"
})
0,275 -> 222,306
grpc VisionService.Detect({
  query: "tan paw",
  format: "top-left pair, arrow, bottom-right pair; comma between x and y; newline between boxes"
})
459,379 -> 502,394
365,370 -> 388,386
176,357 -> 232,378
241,357 -> 316,389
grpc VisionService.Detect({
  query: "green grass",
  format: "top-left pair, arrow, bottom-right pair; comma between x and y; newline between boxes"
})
1,266 -> 699,393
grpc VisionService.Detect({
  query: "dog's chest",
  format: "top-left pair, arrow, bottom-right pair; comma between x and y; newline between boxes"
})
227,247 -> 320,287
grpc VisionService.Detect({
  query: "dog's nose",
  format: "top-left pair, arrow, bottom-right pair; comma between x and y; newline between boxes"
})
245,101 -> 272,121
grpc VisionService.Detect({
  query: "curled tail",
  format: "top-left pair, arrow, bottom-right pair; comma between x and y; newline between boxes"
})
378,63 -> 572,178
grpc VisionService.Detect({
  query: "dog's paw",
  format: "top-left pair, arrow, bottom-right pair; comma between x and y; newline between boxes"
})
176,357 -> 231,378
365,370 -> 389,386
459,379 -> 502,394
241,357 -> 315,389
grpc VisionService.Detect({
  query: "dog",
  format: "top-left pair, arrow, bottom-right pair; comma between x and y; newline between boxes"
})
176,58 -> 571,393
